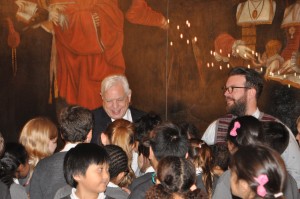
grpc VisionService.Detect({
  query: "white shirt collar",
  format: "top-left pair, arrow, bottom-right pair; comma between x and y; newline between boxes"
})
107,182 -> 118,188
13,178 -> 19,184
60,143 -> 79,152
252,108 -> 260,119
145,166 -> 155,174
70,188 -> 106,199
111,109 -> 132,122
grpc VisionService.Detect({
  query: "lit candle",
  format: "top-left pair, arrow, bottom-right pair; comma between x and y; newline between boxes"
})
260,67 -> 263,72
288,84 -> 290,88
255,52 -> 258,57
252,50 -> 254,55
244,53 -> 247,58
194,37 -> 197,42
180,33 -> 183,39
278,71 -> 280,75
167,19 -> 170,23
187,40 -> 189,44
247,64 -> 250,69
220,66 -> 222,70
213,52 -> 216,56
220,49 -> 222,54
228,53 -> 231,58
210,50 -> 213,55
227,63 -> 230,68
284,74 -> 286,78
211,62 -> 214,67
170,42 -> 173,46
186,20 -> 189,25
177,25 -> 180,30
187,23 -> 190,28
236,49 -> 239,54
207,63 -> 210,67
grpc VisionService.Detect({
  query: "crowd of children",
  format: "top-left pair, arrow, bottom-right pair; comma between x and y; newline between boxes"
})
1,70 -> 300,199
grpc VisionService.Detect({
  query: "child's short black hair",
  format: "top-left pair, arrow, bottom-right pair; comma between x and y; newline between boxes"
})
63,143 -> 109,188
262,121 -> 289,154
150,122 -> 189,161
0,142 -> 28,187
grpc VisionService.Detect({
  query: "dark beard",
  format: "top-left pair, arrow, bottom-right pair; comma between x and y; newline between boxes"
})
226,97 -> 246,117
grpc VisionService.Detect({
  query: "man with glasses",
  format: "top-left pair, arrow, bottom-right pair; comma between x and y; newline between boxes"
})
202,67 -> 300,189
92,74 -> 145,145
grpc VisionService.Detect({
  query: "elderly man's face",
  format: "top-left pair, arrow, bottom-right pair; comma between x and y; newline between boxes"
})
102,83 -> 131,119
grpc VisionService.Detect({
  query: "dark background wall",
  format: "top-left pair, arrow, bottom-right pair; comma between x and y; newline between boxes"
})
0,0 -> 299,142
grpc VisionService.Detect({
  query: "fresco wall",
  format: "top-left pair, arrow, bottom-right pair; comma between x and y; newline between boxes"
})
0,0 -> 299,142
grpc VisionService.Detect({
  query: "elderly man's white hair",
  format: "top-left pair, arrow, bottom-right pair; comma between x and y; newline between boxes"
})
101,74 -> 131,96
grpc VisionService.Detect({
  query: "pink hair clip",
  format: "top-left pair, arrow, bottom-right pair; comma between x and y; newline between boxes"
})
254,174 -> 269,197
230,121 -> 240,136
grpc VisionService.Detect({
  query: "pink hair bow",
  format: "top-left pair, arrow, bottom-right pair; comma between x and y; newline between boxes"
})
254,174 -> 269,197
230,121 -> 240,136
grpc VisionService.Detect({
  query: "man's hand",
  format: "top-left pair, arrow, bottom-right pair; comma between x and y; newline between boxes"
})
279,59 -> 300,74
235,44 -> 255,60
15,0 -> 27,12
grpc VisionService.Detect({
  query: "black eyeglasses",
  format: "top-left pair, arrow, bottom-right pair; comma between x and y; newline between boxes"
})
222,86 -> 251,94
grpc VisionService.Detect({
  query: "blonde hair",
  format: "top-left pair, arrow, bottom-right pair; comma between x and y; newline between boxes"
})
19,117 -> 58,176
103,119 -> 135,186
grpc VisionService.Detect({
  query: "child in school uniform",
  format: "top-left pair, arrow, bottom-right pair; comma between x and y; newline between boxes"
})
62,143 -> 111,199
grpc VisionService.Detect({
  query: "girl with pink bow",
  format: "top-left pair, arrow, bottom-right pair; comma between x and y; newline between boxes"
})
229,145 -> 286,199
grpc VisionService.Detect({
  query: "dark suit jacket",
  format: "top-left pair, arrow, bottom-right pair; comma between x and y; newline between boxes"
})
91,106 -> 145,144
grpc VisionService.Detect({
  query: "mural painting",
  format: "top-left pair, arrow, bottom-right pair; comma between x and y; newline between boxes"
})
0,0 -> 299,141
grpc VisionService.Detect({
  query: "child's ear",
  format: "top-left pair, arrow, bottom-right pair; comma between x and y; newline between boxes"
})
100,133 -> 109,145
227,141 -> 237,154
85,130 -> 92,143
73,174 -> 82,182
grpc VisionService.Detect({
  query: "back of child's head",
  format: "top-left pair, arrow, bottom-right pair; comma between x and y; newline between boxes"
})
227,116 -> 263,148
104,119 -> 135,158
188,139 -> 213,172
188,138 -> 214,197
146,156 -> 205,199
63,143 -> 109,188
230,145 -> 286,199
179,122 -> 200,139
104,144 -> 128,181
262,121 -> 289,154
134,112 -> 162,142
150,122 -> 189,161
19,117 -> 58,158
0,142 -> 29,187
59,106 -> 93,143
211,144 -> 230,176
158,156 -> 195,192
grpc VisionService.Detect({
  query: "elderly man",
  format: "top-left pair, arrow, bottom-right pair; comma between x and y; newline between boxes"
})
91,75 -> 145,144
202,67 -> 300,189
